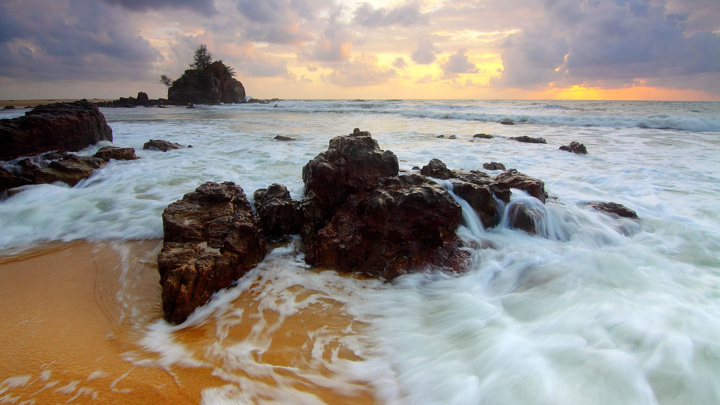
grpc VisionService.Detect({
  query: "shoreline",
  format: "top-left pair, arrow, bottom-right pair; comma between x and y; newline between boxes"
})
0,240 -> 378,404
0,99 -> 112,108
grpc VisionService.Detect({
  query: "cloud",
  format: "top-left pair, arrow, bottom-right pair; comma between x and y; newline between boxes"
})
353,1 -> 428,27
323,52 -> 397,87
494,0 -> 720,90
303,21 -> 354,62
100,0 -> 217,15
392,57 -> 407,69
0,0 -> 160,82
233,0 -> 333,44
411,39 -> 439,64
233,42 -> 291,78
441,48 -> 478,79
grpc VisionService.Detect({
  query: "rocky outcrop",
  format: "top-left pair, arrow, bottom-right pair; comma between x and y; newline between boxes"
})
168,61 -> 246,105
0,166 -> 31,193
143,139 -> 183,152
511,136 -> 546,144
33,154 -> 106,187
559,141 -> 588,154
483,162 -> 506,171
95,92 -> 170,108
494,169 -> 548,203
253,184 -> 301,241
589,202 -> 638,219
473,133 -> 494,139
94,146 -> 139,161
158,182 -> 266,324
0,100 -> 113,160
312,174 -> 469,279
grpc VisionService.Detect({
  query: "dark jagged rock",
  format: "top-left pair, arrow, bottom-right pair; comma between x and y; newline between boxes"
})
1,166 -> 31,193
473,133 -> 494,139
494,169 -> 547,203
95,92 -> 169,108
560,141 -> 588,155
158,182 -> 266,324
94,146 -> 139,161
451,181 -> 499,228
312,174 -> 469,279
500,119 -> 515,125
421,158 -> 507,203
301,130 -> 398,260
32,154 -> 106,186
274,135 -> 295,141
507,201 -> 543,234
483,162 -> 506,171
589,202 -> 638,219
253,184 -> 301,241
511,136 -> 547,144
3,105 -> 16,110
168,61 -> 246,105
0,100 -> 113,160
143,139 -> 183,152
420,158 -> 455,179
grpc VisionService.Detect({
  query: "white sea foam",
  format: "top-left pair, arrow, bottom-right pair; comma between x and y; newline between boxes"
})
2,100 -> 720,403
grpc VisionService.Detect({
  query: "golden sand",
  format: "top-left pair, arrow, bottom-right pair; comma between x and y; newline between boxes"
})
0,241 -> 377,404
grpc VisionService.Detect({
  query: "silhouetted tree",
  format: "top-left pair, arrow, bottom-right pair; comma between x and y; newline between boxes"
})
190,44 -> 213,70
159,74 -> 173,87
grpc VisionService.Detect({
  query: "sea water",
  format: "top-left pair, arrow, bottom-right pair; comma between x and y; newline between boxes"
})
1,100 -> 720,404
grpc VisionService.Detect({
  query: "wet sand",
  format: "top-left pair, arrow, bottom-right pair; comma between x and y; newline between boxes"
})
0,241 -> 377,404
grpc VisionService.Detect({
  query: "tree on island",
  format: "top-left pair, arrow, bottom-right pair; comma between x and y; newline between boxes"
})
161,44 -> 246,105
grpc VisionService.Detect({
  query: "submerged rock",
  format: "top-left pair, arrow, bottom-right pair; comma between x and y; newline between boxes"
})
511,136 -> 547,144
559,141 -> 588,154
143,139 -> 183,152
158,182 -> 266,324
273,135 -> 295,141
0,100 -> 113,160
32,154 -> 106,186
94,146 -> 139,161
589,202 -> 638,219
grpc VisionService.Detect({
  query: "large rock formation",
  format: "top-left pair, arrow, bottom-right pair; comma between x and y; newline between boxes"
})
158,182 -> 266,324
168,61 -> 246,105
253,184 -> 301,241
32,154 -> 106,187
0,100 -> 113,160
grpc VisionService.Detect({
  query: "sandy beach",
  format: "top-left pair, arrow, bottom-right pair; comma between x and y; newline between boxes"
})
0,241 -> 376,404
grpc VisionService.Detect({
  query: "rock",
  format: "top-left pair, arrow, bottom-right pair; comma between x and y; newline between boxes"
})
143,139 -> 183,152
483,162 -> 506,171
3,105 -> 16,110
312,174 -> 469,279
273,135 -> 295,141
507,201 -> 544,234
0,100 -> 113,160
32,154 -> 106,186
136,92 -> 150,104
420,158 -> 455,179
253,184 -> 301,241
500,119 -> 515,125
0,166 -> 31,193
588,202 -> 638,219
494,169 -> 547,203
95,92 -> 170,108
451,181 -> 499,228
448,135 -> 457,139
473,133 -> 493,139
158,182 -> 266,324
559,141 -> 588,154
42,151 -> 69,161
168,61 -> 246,105
436,135 -> 445,139
94,146 -> 139,161
511,136 -> 547,144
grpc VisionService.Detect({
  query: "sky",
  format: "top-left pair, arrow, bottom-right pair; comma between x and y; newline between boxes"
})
0,0 -> 719,101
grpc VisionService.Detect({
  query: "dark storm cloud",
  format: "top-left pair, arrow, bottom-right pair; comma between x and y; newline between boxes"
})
494,0 -> 720,90
0,0 -> 160,81
353,1 -> 428,28
100,0 -> 217,15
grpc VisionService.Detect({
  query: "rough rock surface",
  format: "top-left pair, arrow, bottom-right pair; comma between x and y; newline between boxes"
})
94,146 -> 139,161
483,162 -> 506,171
511,136 -> 547,144
32,154 -> 106,186
312,174 -> 469,279
0,166 -> 31,193
168,61 -> 246,105
494,169 -> 548,203
589,202 -> 638,219
473,133 -> 494,139
253,184 -> 301,241
143,139 -> 183,152
0,100 -> 113,160
559,141 -> 588,154
158,182 -> 266,324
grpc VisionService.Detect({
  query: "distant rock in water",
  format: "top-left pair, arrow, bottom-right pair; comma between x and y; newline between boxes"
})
473,133 -> 494,139
589,202 -> 638,219
0,100 -> 113,160
95,92 -> 170,108
273,135 -> 295,141
483,162 -> 506,171
511,136 -> 547,144
500,119 -> 515,125
559,141 -> 588,154
158,182 -> 266,324
94,146 -> 139,161
143,139 -> 183,152
168,61 -> 246,105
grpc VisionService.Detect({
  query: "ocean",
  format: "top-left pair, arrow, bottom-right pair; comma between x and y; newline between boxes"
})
1,99 -> 720,404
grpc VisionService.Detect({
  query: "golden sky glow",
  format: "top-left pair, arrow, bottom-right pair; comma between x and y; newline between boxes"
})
1,0 -> 719,101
